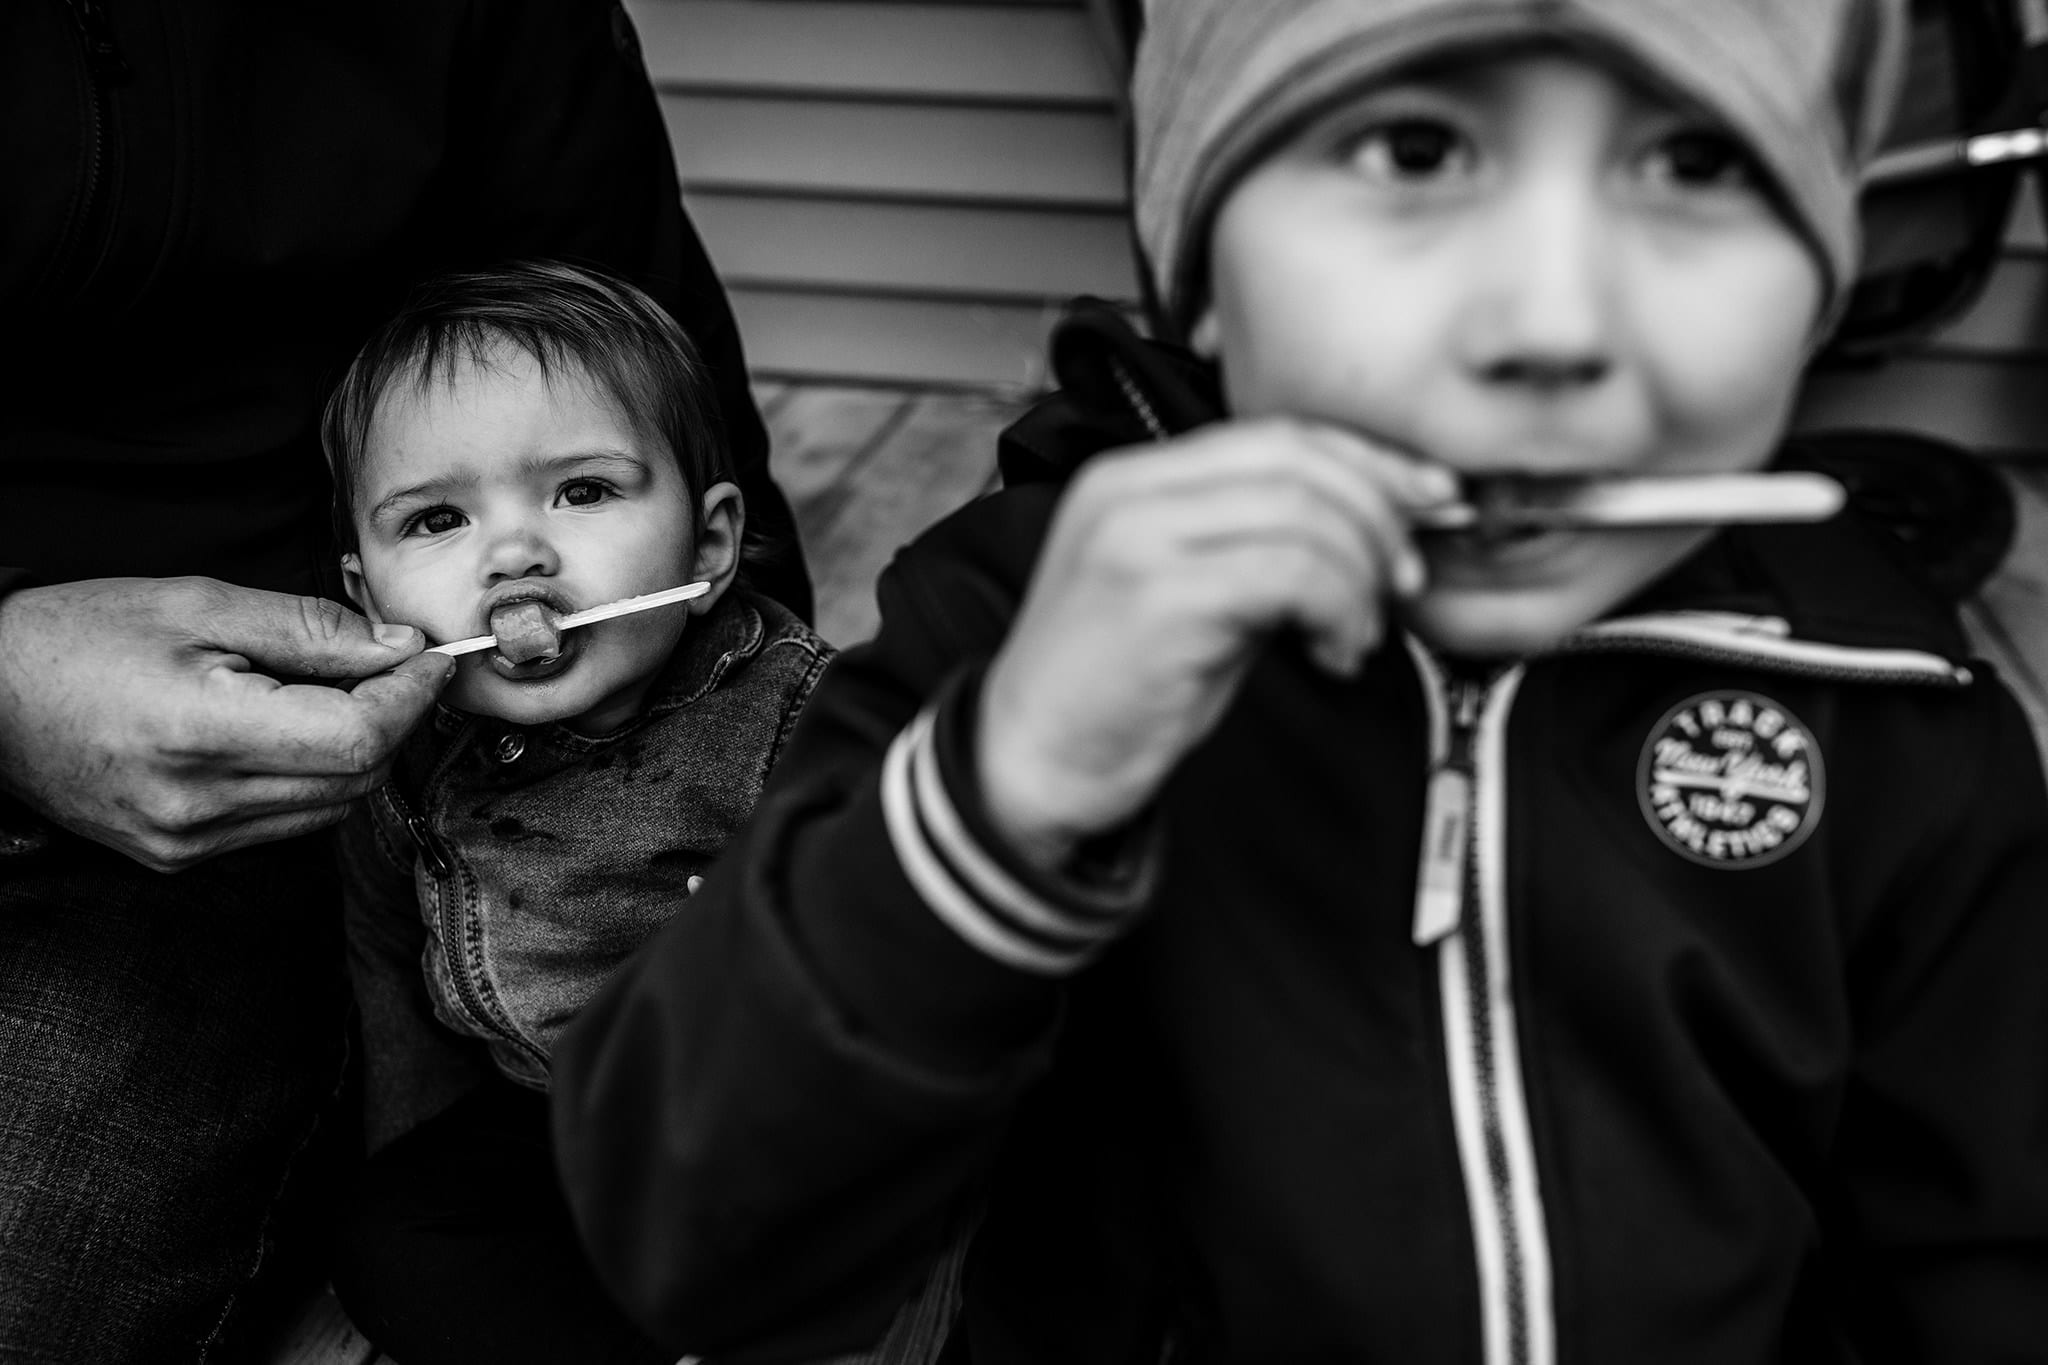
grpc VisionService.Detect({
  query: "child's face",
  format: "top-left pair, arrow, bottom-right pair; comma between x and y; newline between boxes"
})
1197,49 -> 1823,657
343,346 -> 737,735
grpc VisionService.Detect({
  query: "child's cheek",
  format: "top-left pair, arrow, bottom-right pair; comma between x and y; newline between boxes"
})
1642,237 -> 1819,445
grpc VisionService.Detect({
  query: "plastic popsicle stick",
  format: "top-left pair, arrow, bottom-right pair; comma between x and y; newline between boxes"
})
426,580 -> 712,657
1413,472 -> 1845,533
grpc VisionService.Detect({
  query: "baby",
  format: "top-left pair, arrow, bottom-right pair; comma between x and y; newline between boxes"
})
320,260 -> 833,1365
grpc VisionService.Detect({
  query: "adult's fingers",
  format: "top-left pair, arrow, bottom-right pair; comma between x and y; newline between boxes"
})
136,771 -> 392,833
181,651 -> 454,776
187,580 -> 428,680
127,804 -> 359,875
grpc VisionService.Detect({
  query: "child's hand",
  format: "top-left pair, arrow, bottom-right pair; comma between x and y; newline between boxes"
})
977,419 -> 1456,872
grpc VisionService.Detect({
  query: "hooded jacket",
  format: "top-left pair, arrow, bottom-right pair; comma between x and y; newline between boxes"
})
554,331 -> 2048,1365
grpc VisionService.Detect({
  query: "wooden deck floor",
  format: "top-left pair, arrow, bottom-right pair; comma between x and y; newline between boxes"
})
757,381 -> 1024,647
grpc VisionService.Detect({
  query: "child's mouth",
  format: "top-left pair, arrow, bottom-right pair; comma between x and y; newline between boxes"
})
483,596 -> 573,680
486,637 -> 577,682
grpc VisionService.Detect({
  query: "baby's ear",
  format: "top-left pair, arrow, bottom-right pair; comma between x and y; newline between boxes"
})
688,482 -> 745,612
340,552 -> 382,621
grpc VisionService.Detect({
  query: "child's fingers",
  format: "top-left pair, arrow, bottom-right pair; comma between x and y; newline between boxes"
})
1089,416 -> 1457,516
1167,532 -> 1388,675
1133,479 -> 1406,607
1074,434 -> 1429,603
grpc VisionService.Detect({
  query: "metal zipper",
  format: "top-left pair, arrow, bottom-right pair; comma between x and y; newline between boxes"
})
49,0 -> 128,300
1407,645 -> 1553,1365
378,781 -> 549,1069
1404,614 -> 1965,1365
1450,671 -> 1531,1365
379,781 -> 452,881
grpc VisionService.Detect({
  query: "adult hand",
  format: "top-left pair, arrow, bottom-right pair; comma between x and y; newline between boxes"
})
977,419 -> 1456,872
0,577 -> 455,872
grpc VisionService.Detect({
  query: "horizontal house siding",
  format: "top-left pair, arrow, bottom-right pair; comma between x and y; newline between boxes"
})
631,0 -> 1134,389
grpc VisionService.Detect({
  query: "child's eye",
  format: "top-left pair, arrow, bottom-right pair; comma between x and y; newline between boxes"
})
557,478 -> 614,508
402,505 -> 467,537
1347,119 -> 1473,182
1643,131 -> 1759,191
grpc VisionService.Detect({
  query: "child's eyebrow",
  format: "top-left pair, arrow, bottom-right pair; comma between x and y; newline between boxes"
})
515,449 -> 647,480
366,473 -> 475,526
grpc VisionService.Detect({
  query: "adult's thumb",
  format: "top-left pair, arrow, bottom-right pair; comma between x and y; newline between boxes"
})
204,585 -> 426,680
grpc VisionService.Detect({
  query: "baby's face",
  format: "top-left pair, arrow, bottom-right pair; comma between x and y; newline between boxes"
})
1199,49 -> 1823,657
344,346 -> 721,735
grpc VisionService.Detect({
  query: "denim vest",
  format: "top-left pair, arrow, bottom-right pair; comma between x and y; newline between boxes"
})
369,589 -> 832,1089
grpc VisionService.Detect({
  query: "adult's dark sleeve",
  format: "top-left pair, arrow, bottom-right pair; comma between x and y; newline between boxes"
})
551,491 -> 1146,1359
449,0 -> 809,620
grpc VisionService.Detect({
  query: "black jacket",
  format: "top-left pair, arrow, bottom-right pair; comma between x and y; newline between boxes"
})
556,358 -> 2048,1364
0,0 -> 805,616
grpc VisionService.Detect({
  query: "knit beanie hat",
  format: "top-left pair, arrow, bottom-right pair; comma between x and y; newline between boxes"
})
1133,0 -> 1908,339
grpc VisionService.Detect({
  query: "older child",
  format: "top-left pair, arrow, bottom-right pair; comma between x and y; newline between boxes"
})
320,262 -> 836,1363
555,4 -> 2048,1362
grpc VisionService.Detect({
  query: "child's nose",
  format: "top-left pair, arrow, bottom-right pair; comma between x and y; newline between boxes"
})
1460,180 -> 1615,393
482,523 -> 560,583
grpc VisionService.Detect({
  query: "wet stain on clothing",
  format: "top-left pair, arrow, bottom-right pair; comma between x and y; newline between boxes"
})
489,816 -> 557,843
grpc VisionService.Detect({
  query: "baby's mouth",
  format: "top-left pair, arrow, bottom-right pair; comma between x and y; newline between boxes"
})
482,595 -> 574,680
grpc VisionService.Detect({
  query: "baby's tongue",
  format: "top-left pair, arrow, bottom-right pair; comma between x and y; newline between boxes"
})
490,600 -> 563,664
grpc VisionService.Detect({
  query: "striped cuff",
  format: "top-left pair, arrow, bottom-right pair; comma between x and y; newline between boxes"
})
881,702 -> 1148,976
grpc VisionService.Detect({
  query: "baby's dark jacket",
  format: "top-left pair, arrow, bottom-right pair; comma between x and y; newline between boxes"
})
340,588 -> 830,1150
553,378 -> 2048,1364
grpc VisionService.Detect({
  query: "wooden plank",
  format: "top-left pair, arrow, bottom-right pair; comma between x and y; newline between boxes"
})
661,96 -> 1126,207
257,1286 -> 379,1365
729,289 -> 1061,389
685,194 -> 1138,302
629,0 -> 1115,105
1793,353 -> 2048,458
801,391 -> 1022,645
767,386 -> 915,508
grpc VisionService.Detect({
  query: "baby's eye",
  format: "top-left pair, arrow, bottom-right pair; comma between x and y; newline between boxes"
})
557,478 -> 614,508
1643,131 -> 1759,191
402,505 -> 467,537
1347,119 -> 1474,182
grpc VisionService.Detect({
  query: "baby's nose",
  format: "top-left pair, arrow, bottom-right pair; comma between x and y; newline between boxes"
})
483,524 -> 560,582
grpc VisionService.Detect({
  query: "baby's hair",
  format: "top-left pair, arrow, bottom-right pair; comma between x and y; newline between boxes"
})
322,260 -> 729,551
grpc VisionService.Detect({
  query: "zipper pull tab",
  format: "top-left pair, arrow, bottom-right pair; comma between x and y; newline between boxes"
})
1413,671 -> 1487,946
1412,764 -> 1471,945
405,813 -> 454,881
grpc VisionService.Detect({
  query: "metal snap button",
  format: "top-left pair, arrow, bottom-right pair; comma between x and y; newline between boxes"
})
495,733 -> 526,764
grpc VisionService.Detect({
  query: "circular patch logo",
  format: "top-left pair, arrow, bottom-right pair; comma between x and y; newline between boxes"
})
1637,692 -> 1823,868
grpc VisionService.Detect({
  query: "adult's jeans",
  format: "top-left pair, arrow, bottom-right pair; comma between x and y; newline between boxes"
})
0,813 -> 347,1363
